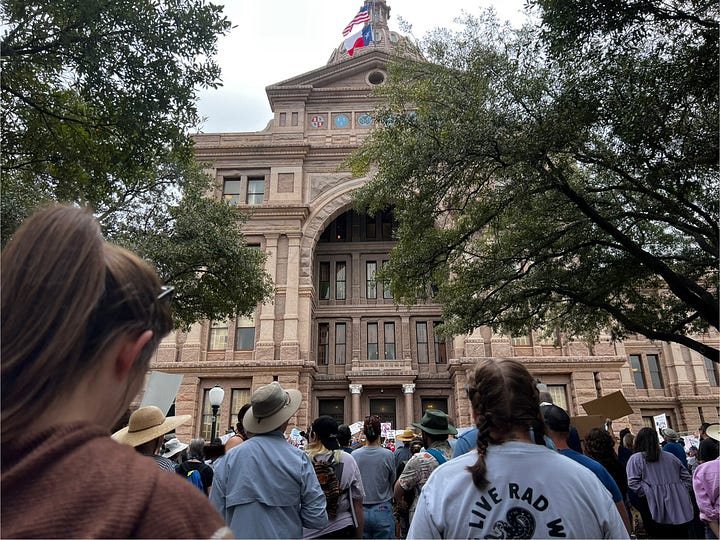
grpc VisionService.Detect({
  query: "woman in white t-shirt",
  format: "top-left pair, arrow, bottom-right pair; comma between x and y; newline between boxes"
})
408,358 -> 629,539
303,416 -> 365,539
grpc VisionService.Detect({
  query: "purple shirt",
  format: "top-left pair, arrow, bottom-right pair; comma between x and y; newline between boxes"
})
627,451 -> 693,525
692,459 -> 720,523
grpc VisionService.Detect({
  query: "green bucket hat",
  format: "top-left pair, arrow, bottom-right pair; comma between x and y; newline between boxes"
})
412,409 -> 457,436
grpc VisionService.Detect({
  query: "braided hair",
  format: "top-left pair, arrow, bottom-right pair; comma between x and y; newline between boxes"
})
364,414 -> 382,442
466,359 -> 544,489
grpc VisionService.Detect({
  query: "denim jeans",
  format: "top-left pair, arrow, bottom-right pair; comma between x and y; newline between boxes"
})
362,501 -> 395,539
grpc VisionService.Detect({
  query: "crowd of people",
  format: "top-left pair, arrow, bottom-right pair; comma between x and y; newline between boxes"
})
2,205 -> 718,539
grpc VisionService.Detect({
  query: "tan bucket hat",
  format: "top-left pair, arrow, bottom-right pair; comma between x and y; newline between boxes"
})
112,406 -> 191,447
243,382 -> 302,434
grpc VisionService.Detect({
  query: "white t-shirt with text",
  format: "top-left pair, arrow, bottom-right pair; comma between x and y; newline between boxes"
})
408,442 -> 628,539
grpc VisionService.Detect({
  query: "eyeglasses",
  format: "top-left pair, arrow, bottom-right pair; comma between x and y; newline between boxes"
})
157,285 -> 175,302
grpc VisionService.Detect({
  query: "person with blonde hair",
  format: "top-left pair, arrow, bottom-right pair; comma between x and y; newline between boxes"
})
303,415 -> 365,539
408,358 -> 628,539
1,205 -> 229,538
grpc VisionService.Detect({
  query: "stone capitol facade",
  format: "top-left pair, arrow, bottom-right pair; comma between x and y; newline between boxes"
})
150,0 -> 720,443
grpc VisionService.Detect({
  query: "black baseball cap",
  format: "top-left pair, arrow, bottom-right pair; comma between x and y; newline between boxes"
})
542,404 -> 571,433
312,415 -> 341,450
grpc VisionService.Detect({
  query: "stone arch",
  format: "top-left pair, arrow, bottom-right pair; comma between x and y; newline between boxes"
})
299,178 -> 366,287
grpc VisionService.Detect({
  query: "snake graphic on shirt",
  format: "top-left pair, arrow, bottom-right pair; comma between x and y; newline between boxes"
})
485,507 -> 536,539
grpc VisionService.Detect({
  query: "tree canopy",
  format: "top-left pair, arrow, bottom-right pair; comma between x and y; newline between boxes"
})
349,4 -> 719,361
1,0 -> 274,327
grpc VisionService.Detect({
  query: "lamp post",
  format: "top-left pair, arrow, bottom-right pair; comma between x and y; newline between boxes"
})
209,384 -> 225,442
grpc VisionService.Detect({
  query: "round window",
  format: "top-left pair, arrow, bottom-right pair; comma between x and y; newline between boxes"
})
368,70 -> 386,85
389,32 -> 399,43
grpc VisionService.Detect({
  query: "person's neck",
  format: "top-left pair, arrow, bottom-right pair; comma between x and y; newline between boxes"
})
366,438 -> 381,447
549,433 -> 570,450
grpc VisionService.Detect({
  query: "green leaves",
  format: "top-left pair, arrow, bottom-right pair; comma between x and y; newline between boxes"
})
1,1 -> 273,327
349,6 -> 719,362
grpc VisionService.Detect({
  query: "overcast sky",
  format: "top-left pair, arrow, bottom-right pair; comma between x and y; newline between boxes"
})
196,0 -> 532,133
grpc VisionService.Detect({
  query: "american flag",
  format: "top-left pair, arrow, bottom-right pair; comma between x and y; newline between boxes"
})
342,5 -> 370,36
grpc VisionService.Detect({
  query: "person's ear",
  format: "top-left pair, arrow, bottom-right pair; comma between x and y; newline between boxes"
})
115,330 -> 154,380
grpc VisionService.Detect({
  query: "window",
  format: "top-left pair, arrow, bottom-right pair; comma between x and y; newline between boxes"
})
318,323 -> 329,365
421,398 -> 448,414
209,320 -> 228,350
291,112 -> 298,126
434,321 -> 447,364
366,214 -> 376,239
384,322 -> 396,359
335,323 -> 346,365
200,389 -> 213,440
335,262 -> 346,300
279,112 -> 287,126
246,177 -> 265,205
367,323 -> 378,360
318,399 -> 344,425
705,357 -> 719,386
629,354 -> 647,389
236,315 -> 255,350
367,261 -> 377,299
229,388 -> 250,431
512,334 -> 531,346
416,322 -> 429,364
647,354 -> 664,389
642,416 -> 655,429
382,260 -> 392,299
319,262 -> 330,300
546,384 -> 568,411
222,179 -> 241,205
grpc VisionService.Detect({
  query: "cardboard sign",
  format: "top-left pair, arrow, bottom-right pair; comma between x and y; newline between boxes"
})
349,421 -> 364,435
571,415 -> 606,440
381,422 -> 392,439
581,391 -> 633,420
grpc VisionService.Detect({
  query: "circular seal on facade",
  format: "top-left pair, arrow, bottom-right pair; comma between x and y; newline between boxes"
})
311,115 -> 325,128
334,114 -> 349,128
367,70 -> 386,85
357,113 -> 373,127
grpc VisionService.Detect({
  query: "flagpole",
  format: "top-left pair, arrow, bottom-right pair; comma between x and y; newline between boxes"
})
371,0 -> 376,48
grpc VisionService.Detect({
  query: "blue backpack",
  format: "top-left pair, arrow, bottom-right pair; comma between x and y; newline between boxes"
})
185,469 -> 204,491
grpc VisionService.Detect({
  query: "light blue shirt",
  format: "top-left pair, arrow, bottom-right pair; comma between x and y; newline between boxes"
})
210,430 -> 328,538
352,445 -> 396,504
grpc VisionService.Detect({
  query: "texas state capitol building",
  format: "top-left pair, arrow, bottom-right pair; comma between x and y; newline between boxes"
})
153,0 -> 720,443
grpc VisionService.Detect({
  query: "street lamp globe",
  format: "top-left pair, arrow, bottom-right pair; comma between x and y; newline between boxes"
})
209,385 -> 224,442
209,385 -> 225,407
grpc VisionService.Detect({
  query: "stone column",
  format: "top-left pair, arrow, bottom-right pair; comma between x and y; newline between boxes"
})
256,234 -> 278,361
281,233 -> 301,360
350,384 -> 363,423
403,383 -> 416,428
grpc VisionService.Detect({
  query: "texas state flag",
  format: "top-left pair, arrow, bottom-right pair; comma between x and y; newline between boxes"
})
344,24 -> 372,57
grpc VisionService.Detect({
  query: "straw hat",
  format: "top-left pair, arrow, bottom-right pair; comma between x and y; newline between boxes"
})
396,428 -> 417,442
112,406 -> 191,447
243,382 -> 302,434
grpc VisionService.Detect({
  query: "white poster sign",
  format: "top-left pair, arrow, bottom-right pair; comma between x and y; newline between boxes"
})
140,371 -> 184,414
349,421 -> 364,435
653,413 -> 668,441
